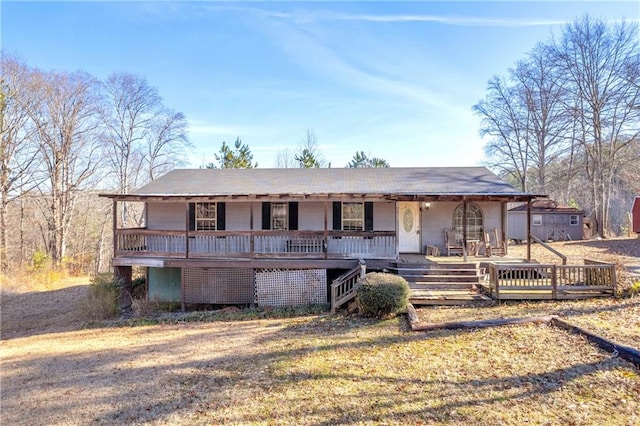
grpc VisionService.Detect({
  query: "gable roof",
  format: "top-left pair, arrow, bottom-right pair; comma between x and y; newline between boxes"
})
508,199 -> 583,213
102,167 -> 539,201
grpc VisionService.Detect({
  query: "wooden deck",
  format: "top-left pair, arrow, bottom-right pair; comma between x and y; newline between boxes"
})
395,254 -> 616,305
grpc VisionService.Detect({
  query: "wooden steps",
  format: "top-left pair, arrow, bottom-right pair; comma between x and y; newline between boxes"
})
408,289 -> 492,306
392,261 -> 492,306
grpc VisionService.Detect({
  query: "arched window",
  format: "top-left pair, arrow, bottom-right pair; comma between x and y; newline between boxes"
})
453,203 -> 483,242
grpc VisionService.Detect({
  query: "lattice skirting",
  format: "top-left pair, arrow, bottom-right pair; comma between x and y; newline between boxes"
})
183,267 -> 254,304
255,269 -> 327,308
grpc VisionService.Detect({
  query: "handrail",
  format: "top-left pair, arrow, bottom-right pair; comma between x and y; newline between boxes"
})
530,235 -> 567,265
330,261 -> 364,314
488,261 -> 616,301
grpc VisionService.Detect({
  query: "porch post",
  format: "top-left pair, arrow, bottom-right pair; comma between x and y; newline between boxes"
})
185,202 -> 190,259
526,199 -> 532,261
324,201 -> 328,259
501,202 -> 507,256
250,201 -> 255,259
112,199 -> 118,257
395,201 -> 400,258
462,198 -> 468,261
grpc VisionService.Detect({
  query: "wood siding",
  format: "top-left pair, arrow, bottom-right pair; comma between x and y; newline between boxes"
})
421,202 -> 503,254
147,202 -> 187,231
508,211 -> 583,241
146,200 -> 398,233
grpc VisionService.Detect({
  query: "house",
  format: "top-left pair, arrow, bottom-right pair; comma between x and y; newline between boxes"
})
100,167 -> 537,309
508,200 -> 584,242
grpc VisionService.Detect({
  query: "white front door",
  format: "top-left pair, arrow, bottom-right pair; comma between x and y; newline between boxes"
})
398,202 -> 421,252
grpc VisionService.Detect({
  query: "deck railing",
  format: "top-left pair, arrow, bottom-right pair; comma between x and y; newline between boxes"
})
487,260 -> 616,300
115,229 -> 396,259
331,261 -> 365,313
189,232 -> 251,257
116,228 -> 186,257
327,231 -> 396,257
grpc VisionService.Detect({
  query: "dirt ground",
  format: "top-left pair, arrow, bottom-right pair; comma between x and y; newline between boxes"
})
0,238 -> 638,425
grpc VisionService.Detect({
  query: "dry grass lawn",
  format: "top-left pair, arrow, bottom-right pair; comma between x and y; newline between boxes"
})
1,238 -> 639,425
1,312 -> 639,425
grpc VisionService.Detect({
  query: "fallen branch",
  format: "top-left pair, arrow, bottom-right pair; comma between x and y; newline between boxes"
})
410,314 -> 557,332
406,307 -> 640,368
552,318 -> 640,367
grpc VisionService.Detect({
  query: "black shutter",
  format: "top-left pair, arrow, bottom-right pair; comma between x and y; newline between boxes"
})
262,202 -> 271,230
216,202 -> 226,230
332,202 -> 342,230
288,202 -> 298,230
364,202 -> 374,231
188,203 -> 195,231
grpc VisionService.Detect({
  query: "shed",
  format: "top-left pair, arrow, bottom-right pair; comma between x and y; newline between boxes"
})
633,197 -> 640,234
508,200 -> 584,242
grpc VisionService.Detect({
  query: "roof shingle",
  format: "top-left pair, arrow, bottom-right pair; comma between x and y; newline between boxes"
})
127,167 -> 530,197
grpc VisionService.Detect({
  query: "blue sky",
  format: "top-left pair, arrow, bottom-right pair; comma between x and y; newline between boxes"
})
3,1 -> 638,169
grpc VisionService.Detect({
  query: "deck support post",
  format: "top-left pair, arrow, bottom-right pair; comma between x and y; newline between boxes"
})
115,265 -> 133,310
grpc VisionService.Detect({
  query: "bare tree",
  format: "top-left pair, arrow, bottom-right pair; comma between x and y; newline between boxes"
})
474,76 -> 531,190
100,72 -> 190,225
512,44 -> 571,194
551,16 -> 640,236
147,109 -> 189,181
0,52 -> 41,272
28,69 -> 102,265
275,147 -> 296,168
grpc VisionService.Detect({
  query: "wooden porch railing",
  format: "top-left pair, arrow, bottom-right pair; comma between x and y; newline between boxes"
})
487,260 -> 616,301
114,229 -> 396,259
530,235 -> 567,265
116,228 -> 187,257
331,260 -> 366,314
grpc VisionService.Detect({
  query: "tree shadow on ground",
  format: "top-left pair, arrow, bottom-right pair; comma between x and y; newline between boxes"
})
0,285 -> 89,340
2,313 -> 638,425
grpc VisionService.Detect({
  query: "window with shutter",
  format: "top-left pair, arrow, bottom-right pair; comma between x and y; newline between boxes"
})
190,202 -> 225,231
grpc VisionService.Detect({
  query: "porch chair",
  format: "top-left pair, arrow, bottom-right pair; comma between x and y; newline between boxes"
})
445,228 -> 464,256
484,228 -> 507,257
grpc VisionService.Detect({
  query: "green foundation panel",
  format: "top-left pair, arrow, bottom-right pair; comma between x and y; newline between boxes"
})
148,267 -> 181,302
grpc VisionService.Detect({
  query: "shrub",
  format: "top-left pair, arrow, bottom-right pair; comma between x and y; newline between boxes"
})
30,250 -> 50,272
626,281 -> 640,298
131,297 -> 158,318
82,273 -> 120,321
356,272 -> 409,318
